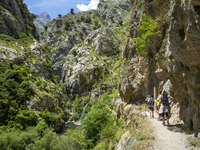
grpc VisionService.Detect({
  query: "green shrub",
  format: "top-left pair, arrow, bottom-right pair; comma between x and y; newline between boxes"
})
0,127 -> 40,150
39,109 -> 63,127
26,25 -> 33,35
65,20 -> 70,27
76,18 -> 80,22
79,31 -> 84,38
70,8 -> 74,15
126,7 -> 131,12
137,1 -> 143,9
43,44 -> 51,53
102,13 -> 107,19
93,26 -> 97,30
97,24 -> 101,28
94,20 -> 98,26
134,14 -> 160,57
82,26 -> 86,32
62,129 -> 86,149
69,95 -> 89,121
44,25 -> 47,30
118,19 -> 123,26
136,132 -> 153,141
68,27 -> 72,31
82,95 -> 113,144
34,121 -> 48,136
33,129 -> 63,150
187,137 -> 200,148
130,0 -> 135,5
81,16 -> 85,21
84,16 -> 91,23
19,32 -> 27,38
15,110 -> 37,128
0,62 -> 35,125
72,49 -> 77,56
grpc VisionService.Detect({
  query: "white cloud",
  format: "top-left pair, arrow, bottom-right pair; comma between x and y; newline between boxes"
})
77,0 -> 99,11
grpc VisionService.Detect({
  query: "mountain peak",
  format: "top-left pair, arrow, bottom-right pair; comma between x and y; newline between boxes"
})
38,12 -> 51,22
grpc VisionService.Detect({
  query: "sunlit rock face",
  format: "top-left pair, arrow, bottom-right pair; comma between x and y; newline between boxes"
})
40,0 -> 131,98
119,0 -> 200,136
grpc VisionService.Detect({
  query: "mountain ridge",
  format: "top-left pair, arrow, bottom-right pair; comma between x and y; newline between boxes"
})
34,12 -> 51,33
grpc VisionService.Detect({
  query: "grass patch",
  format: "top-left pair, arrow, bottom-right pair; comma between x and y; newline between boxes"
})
187,137 -> 200,148
109,89 -> 119,97
130,111 -> 154,149
184,127 -> 193,135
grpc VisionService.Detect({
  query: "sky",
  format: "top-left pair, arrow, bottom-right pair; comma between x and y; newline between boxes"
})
24,0 -> 99,19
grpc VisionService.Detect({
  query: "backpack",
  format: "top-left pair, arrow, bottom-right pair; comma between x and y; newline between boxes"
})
162,95 -> 169,104
148,97 -> 154,106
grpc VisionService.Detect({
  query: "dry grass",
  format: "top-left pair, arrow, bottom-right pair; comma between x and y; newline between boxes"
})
128,105 -> 154,150
187,137 -> 200,148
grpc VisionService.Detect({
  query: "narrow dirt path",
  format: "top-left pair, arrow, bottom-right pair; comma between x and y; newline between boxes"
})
146,111 -> 192,150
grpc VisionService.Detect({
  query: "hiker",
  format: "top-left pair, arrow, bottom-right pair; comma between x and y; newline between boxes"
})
158,90 -> 174,126
145,95 -> 151,112
156,91 -> 162,121
148,94 -> 155,118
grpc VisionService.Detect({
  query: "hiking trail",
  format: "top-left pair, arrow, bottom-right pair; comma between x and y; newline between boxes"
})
146,111 -> 193,150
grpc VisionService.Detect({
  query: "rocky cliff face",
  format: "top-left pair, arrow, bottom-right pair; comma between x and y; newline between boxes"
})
0,0 -> 39,39
41,0 -> 131,98
120,0 -> 200,137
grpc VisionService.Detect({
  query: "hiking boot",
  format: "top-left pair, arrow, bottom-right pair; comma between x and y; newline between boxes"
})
162,122 -> 165,126
167,121 -> 170,127
157,116 -> 161,121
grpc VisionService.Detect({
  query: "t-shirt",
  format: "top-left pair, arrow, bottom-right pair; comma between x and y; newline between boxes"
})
157,94 -> 161,105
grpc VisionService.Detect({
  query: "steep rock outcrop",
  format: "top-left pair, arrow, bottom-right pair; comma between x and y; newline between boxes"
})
0,0 -> 39,39
60,28 -> 122,98
41,0 -> 131,97
97,0 -> 131,26
120,0 -> 200,136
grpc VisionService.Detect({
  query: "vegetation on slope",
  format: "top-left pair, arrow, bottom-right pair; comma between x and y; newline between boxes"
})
0,0 -> 156,149
33,20 -> 44,34
0,32 -> 65,133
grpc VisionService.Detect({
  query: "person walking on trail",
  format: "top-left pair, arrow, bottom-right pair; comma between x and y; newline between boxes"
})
156,91 -> 162,121
145,95 -> 151,112
148,94 -> 155,118
158,90 -> 174,126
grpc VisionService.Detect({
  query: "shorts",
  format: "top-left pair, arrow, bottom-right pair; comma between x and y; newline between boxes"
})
161,112 -> 168,117
156,106 -> 159,110
149,106 -> 154,111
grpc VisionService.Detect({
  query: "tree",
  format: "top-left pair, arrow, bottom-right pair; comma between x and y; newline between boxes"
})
81,94 -> 113,144
58,14 -> 62,18
84,16 -> 91,23
70,8 -> 74,15
118,19 -> 123,26
44,25 -> 47,30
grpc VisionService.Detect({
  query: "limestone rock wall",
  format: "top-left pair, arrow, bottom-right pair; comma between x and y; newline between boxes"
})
120,0 -> 200,136
0,0 -> 38,39
41,0 -> 131,98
